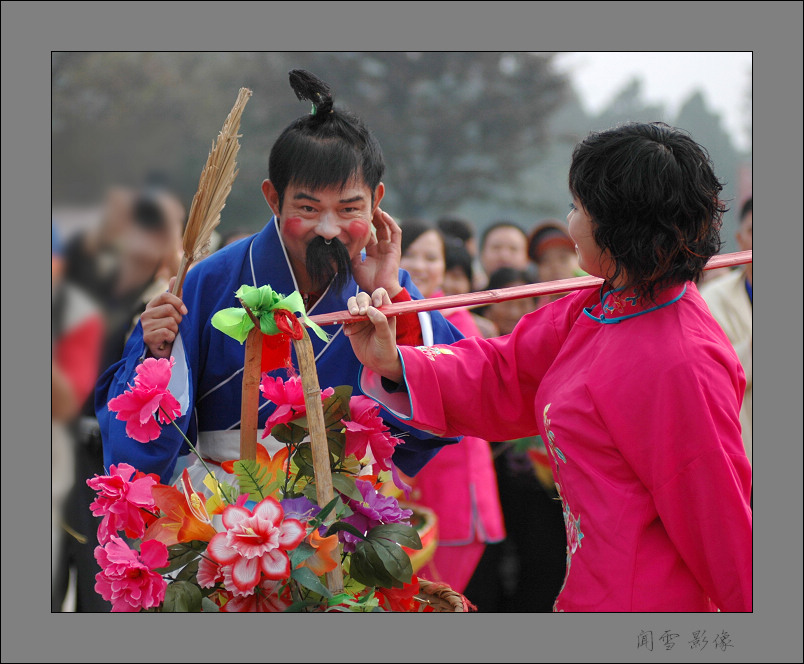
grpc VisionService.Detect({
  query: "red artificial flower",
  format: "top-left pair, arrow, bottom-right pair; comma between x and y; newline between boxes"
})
206,496 -> 306,593
259,374 -> 334,438
87,462 -> 159,544
342,396 -> 401,472
377,576 -> 421,612
94,536 -> 168,612
107,357 -> 182,443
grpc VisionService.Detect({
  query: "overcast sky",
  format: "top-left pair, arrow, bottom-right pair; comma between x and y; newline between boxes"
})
553,52 -> 753,152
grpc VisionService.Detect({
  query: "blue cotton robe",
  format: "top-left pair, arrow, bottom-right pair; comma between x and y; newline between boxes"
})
95,217 -> 463,483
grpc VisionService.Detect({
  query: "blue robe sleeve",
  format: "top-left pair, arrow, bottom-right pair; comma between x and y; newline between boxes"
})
95,320 -> 194,483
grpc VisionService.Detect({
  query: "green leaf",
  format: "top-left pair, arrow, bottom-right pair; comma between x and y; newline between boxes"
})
349,543 -> 391,588
174,558 -> 200,583
155,540 -> 206,574
326,430 -> 346,465
290,566 -> 332,598
324,521 -> 367,540
271,422 -> 308,446
350,540 -> 396,588
201,596 -> 220,612
162,580 -> 203,612
367,523 -> 423,550
309,496 -> 341,528
288,541 -> 316,568
233,459 -> 273,501
371,538 -> 413,587
331,473 -> 362,501
292,443 -> 316,479
302,483 -> 319,502
321,386 -> 352,428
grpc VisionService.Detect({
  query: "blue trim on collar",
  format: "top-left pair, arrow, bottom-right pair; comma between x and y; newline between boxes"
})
745,277 -> 752,304
583,284 -> 687,324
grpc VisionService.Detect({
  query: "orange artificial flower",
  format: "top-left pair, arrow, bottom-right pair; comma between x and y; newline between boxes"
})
143,474 -> 217,547
296,528 -> 339,576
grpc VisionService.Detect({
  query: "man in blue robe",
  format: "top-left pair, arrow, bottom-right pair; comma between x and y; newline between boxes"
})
95,71 -> 462,485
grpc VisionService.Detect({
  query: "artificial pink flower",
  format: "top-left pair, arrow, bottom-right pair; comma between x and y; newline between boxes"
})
220,578 -> 291,612
107,357 -> 182,443
109,357 -> 181,443
343,396 -> 402,472
197,556 -> 225,589
260,374 -> 334,437
87,462 -> 159,544
206,497 -> 306,593
94,536 -> 168,612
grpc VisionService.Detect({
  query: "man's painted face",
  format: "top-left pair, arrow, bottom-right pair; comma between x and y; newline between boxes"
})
264,179 -> 382,293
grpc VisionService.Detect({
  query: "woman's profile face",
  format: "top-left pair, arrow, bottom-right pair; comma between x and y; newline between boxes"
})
567,199 -> 615,282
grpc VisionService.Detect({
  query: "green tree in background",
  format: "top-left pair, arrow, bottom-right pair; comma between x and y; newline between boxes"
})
52,53 -> 749,247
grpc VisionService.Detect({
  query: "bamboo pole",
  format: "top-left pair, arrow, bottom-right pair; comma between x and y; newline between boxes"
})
239,325 -> 262,463
292,329 -> 345,594
309,249 -> 753,327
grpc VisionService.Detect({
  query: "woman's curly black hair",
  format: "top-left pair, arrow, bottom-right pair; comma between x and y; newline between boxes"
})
568,122 -> 727,302
268,70 -> 385,209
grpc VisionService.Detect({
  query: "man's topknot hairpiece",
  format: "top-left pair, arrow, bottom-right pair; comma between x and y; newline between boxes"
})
288,69 -> 334,119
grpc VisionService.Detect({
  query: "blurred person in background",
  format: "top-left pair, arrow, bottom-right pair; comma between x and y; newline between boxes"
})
527,219 -> 585,308
476,220 -> 530,290
437,215 -> 478,258
443,242 -> 498,338
53,179 -> 185,612
701,196 -> 752,469
464,266 -> 565,612
398,218 -> 505,596
51,223 -> 104,611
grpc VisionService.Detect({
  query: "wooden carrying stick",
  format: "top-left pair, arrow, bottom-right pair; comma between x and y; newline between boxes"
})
238,315 -> 345,593
292,329 -> 345,594
239,326 -> 262,464
309,249 -> 753,327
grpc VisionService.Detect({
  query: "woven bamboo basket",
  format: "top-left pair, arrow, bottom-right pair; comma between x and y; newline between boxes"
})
414,579 -> 476,612
240,323 -> 474,612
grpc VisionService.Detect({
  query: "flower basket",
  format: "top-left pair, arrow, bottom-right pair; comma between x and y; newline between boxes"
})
93,285 -> 474,612
414,579 -> 475,612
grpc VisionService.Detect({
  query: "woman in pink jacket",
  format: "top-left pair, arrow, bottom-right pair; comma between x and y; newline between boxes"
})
345,122 -> 752,612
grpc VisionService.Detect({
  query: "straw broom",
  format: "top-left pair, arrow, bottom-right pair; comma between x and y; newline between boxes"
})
308,249 -> 752,327
170,87 -> 252,298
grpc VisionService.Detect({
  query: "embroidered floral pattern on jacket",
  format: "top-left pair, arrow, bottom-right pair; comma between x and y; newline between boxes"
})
542,403 -> 584,610
415,346 -> 455,362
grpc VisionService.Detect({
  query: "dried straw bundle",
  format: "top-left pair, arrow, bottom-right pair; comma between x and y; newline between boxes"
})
171,87 -> 252,296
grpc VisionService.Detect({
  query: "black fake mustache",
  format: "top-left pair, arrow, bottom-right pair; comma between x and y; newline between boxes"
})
305,235 -> 352,295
